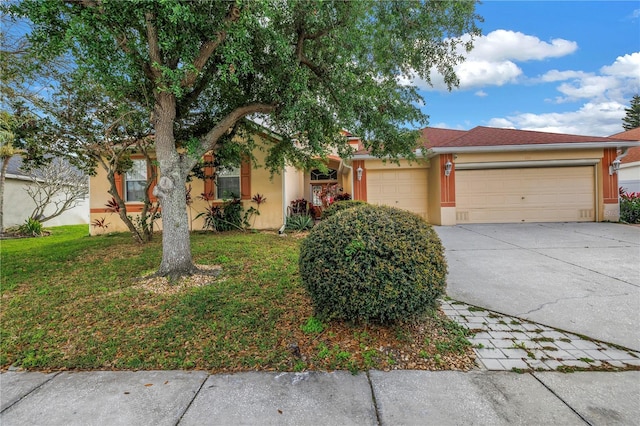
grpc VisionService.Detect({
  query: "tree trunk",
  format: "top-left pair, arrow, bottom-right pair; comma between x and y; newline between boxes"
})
152,93 -> 197,280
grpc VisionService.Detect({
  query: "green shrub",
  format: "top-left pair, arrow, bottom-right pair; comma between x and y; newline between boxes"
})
285,214 -> 314,231
196,196 -> 249,231
620,190 -> 640,224
299,205 -> 447,324
18,217 -> 44,237
321,200 -> 367,219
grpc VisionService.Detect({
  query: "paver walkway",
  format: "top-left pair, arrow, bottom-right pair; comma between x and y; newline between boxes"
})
441,299 -> 640,372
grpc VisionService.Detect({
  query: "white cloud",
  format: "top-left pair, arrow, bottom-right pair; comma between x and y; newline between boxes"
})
536,53 -> 639,103
539,70 -> 590,83
455,59 -> 522,89
418,30 -> 577,91
487,101 -> 627,136
601,52 -> 640,79
464,30 -> 577,62
475,90 -> 488,97
482,52 -> 640,135
556,75 -> 621,100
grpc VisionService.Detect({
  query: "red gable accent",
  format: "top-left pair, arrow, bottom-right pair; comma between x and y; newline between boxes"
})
610,128 -> 640,164
620,147 -> 640,164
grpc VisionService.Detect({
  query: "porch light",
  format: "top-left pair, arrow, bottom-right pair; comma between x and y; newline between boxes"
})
444,160 -> 453,177
609,159 -> 621,175
357,166 -> 363,181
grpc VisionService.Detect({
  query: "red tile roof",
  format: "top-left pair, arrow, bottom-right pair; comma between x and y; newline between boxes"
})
353,126 -> 639,156
418,127 -> 467,147
609,128 -> 640,164
610,127 -> 640,140
422,126 -> 622,148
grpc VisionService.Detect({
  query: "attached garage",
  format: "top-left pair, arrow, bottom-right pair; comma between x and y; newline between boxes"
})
455,166 -> 596,223
353,126 -> 640,225
367,168 -> 429,220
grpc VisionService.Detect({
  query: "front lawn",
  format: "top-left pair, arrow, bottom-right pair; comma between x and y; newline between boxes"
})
1,225 -> 474,373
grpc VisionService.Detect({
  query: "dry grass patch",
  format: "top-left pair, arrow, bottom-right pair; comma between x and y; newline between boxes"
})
1,226 -> 476,373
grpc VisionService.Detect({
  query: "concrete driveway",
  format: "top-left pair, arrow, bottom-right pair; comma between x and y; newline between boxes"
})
434,223 -> 640,351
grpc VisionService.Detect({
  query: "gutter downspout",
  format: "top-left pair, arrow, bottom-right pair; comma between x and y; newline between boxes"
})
615,147 -> 630,163
279,166 -> 287,234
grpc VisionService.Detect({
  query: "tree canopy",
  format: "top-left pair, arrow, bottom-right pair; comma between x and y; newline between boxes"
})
623,94 -> 640,131
10,0 -> 482,278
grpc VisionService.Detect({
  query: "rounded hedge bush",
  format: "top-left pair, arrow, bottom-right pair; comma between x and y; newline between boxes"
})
299,205 -> 447,324
321,200 -> 368,219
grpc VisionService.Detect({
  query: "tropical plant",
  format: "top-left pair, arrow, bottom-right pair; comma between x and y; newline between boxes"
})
91,217 -> 110,233
196,194 -> 254,232
289,199 -> 308,216
620,188 -> 640,223
18,217 -> 43,237
285,214 -> 314,232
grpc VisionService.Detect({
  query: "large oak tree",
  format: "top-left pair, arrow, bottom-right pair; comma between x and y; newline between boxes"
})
12,0 -> 481,279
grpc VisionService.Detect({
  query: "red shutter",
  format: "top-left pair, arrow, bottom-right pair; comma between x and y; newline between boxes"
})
240,158 -> 251,200
114,173 -> 124,199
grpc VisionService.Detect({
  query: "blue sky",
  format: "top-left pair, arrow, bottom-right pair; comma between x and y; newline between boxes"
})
416,1 -> 640,137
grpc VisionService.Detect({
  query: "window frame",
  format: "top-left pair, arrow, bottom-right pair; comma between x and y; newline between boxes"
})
124,158 -> 148,203
215,165 -> 242,200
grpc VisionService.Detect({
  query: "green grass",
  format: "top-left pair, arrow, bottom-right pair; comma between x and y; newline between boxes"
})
1,226 -> 475,372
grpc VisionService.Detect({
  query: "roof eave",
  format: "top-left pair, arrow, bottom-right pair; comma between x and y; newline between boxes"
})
428,141 -> 640,154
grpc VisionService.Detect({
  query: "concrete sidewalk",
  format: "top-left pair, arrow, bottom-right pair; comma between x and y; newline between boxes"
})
2,369 -> 639,425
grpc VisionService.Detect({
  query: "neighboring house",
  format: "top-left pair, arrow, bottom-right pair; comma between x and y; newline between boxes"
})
2,155 -> 90,228
610,128 -> 640,193
88,125 -> 640,233
352,126 -> 640,225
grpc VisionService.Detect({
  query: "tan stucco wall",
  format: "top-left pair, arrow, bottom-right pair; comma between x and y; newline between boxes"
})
340,163 -> 354,196
89,134 -> 285,235
363,158 -> 429,170
245,158 -> 284,230
284,165 -> 304,211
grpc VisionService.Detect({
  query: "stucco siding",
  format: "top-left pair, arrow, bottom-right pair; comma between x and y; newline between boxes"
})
619,162 -> 640,193
89,135 -> 285,235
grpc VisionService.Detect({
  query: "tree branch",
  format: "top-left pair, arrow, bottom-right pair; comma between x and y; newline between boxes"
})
180,5 -> 241,88
294,22 -> 341,78
144,11 -> 162,79
200,103 -> 277,155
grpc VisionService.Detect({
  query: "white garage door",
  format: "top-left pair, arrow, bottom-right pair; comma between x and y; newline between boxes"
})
456,167 -> 595,223
367,168 -> 428,219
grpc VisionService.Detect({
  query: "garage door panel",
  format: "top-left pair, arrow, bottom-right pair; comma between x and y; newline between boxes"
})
456,167 -> 595,223
367,169 -> 428,219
